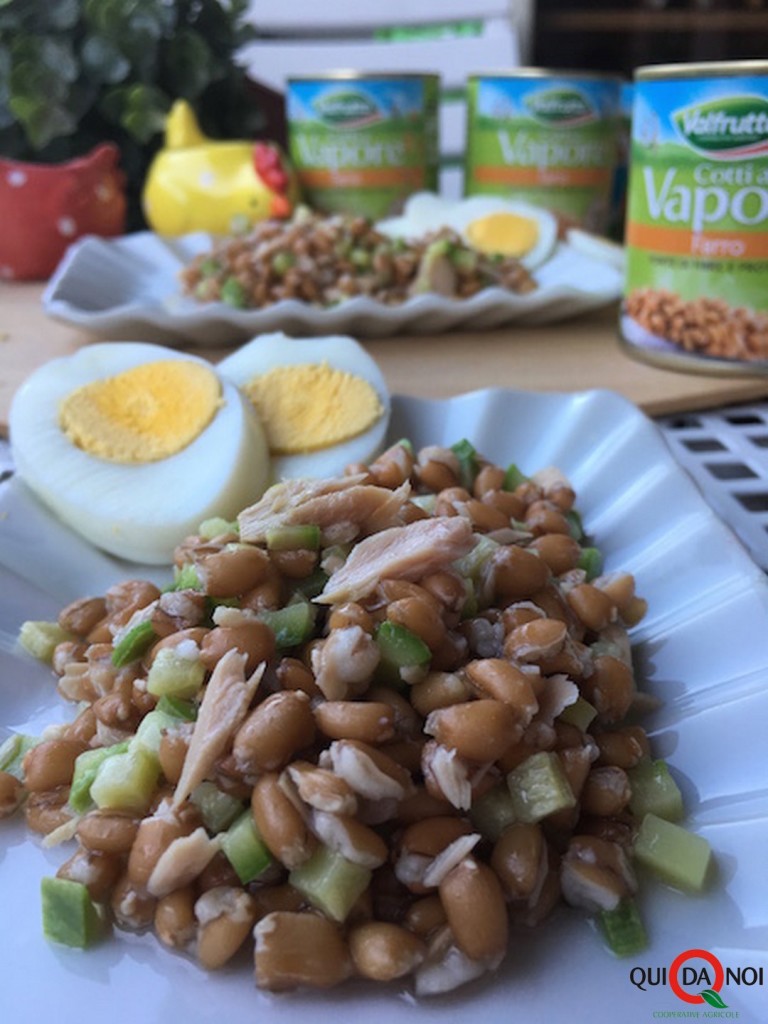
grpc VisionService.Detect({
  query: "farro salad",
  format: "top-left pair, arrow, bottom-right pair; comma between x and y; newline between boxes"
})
179,207 -> 537,311
1,439 -> 711,996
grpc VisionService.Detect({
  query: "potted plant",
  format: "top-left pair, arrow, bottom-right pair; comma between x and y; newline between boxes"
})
0,0 -> 267,278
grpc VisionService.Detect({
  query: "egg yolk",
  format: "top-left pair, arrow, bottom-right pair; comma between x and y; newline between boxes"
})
59,360 -> 222,463
464,212 -> 540,257
243,362 -> 383,455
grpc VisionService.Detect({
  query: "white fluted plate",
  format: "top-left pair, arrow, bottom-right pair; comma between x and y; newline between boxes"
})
42,231 -> 623,344
1,388 -> 767,1024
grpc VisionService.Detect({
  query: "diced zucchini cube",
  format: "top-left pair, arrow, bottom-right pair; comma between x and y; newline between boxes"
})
452,535 -> 500,583
634,813 -> 712,892
69,741 -> 130,813
628,759 -> 684,822
450,439 -> 479,490
0,733 -> 38,780
198,517 -> 238,540
289,845 -> 371,924
259,600 -> 316,649
375,621 -> 431,668
89,743 -> 159,814
558,696 -> 598,732
134,705 -> 193,756
506,751 -> 576,824
146,645 -> 205,699
191,782 -> 245,835
111,620 -> 156,667
155,695 -> 197,721
266,525 -> 321,551
470,781 -> 518,842
220,810 -> 273,883
41,877 -> 103,948
18,621 -> 72,663
599,898 -> 648,957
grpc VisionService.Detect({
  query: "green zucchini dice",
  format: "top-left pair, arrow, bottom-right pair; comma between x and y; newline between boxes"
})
41,877 -> 104,948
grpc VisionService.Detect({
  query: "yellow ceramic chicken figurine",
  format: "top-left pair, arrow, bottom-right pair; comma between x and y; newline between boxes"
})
143,100 -> 298,236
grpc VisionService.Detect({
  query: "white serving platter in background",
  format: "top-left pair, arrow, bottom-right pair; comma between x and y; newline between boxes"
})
41,231 -> 623,345
1,388 -> 766,1024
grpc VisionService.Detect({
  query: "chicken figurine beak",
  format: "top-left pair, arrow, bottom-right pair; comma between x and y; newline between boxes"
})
142,100 -> 298,236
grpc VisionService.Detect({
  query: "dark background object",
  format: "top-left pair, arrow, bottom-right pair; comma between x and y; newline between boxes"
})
533,0 -> 768,77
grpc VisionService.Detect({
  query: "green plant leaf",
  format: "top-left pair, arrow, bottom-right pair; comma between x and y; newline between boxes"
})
119,82 -> 170,143
699,990 -> 728,1009
37,37 -> 79,83
88,0 -> 129,39
9,36 -> 78,105
166,29 -> 214,98
8,94 -> 76,149
81,34 -> 130,85
49,0 -> 80,31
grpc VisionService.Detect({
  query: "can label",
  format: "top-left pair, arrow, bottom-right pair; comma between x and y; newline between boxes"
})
623,70 -> 768,367
287,76 -> 439,220
465,74 -> 621,233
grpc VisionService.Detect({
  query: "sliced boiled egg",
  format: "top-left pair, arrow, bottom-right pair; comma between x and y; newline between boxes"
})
436,197 -> 559,269
9,342 -> 270,564
565,227 -> 626,272
378,192 -> 559,270
217,332 -> 390,481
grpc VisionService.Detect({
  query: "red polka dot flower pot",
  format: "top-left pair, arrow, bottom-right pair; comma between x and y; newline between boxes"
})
0,143 -> 127,281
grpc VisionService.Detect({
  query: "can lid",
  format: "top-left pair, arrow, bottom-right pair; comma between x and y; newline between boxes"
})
288,70 -> 441,83
635,59 -> 768,81
468,66 -> 625,84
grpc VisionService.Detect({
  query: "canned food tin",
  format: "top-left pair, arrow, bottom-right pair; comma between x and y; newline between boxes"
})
286,72 -> 440,220
621,60 -> 768,373
464,69 -> 622,234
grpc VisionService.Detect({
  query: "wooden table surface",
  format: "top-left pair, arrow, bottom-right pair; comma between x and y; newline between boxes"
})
3,280 -> 768,438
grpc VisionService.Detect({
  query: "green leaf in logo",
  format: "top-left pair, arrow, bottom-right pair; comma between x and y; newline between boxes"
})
699,989 -> 728,1008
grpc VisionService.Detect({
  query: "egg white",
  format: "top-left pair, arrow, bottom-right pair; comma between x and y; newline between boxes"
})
439,197 -> 559,270
377,192 -> 454,240
9,342 -> 270,565
378,192 -> 559,270
565,227 -> 626,272
217,332 -> 391,481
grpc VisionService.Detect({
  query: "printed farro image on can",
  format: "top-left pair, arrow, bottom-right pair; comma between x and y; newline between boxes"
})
464,69 -> 622,235
621,60 -> 768,374
286,72 -> 440,220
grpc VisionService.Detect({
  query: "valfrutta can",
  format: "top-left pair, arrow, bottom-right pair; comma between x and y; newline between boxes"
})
464,69 -> 622,234
621,60 -> 768,373
286,72 -> 440,220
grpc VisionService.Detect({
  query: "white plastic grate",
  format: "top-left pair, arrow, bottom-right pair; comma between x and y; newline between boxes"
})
657,401 -> 768,571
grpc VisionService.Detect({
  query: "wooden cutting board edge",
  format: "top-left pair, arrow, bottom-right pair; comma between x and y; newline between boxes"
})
3,285 -> 768,438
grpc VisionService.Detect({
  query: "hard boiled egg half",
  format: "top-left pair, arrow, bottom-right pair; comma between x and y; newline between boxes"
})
217,333 -> 390,481
9,342 -> 270,564
379,192 -> 559,270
